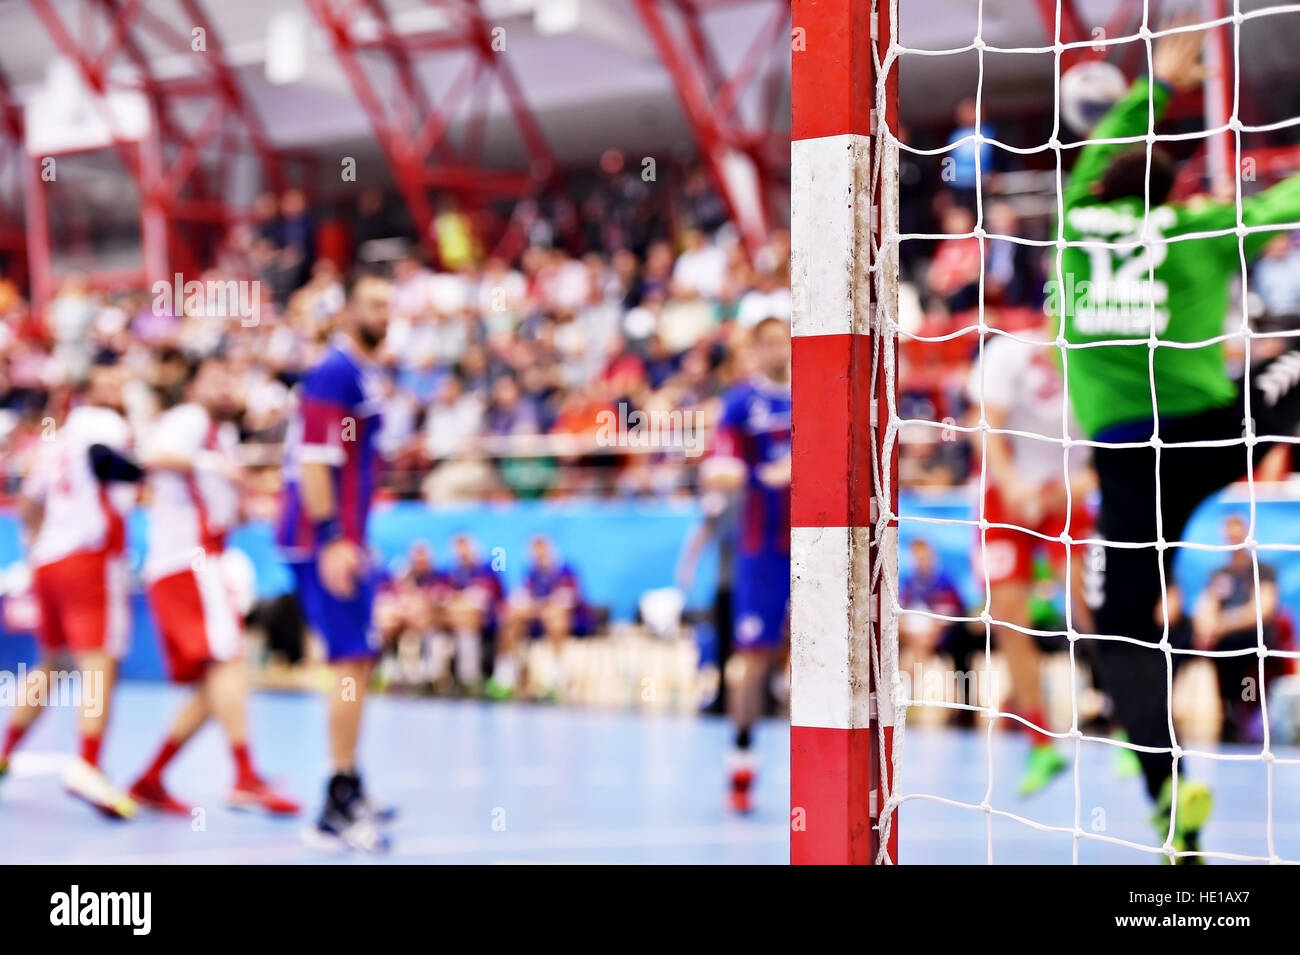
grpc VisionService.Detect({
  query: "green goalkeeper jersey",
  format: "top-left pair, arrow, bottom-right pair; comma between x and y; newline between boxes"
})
1053,77 -> 1300,438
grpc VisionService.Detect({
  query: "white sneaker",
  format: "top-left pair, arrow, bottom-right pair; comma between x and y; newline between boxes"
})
62,758 -> 137,820
303,806 -> 391,854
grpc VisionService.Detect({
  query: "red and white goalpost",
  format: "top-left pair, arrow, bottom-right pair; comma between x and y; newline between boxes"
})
790,0 -> 1300,865
789,0 -> 901,865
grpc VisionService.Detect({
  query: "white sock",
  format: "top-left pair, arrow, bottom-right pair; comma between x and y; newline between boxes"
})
494,654 -> 518,689
455,630 -> 482,685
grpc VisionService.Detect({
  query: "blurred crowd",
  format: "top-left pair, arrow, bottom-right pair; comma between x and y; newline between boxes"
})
4,103 -> 1299,506
0,156 -> 791,504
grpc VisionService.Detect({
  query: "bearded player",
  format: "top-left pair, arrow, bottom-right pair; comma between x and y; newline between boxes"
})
701,315 -> 791,813
1,365 -> 141,818
128,356 -> 299,817
280,272 -> 394,852
968,318 -> 1094,796
1057,24 -> 1300,861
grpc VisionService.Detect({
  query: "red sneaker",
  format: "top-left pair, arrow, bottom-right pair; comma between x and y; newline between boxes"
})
729,767 -> 755,814
229,778 -> 301,816
129,775 -> 191,816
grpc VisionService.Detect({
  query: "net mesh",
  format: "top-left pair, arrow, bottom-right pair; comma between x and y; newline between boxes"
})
874,0 -> 1300,864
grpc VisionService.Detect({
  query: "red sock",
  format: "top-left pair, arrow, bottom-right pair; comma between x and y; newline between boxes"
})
1023,708 -> 1052,747
80,735 -> 102,768
231,742 -> 258,786
2,724 -> 27,759
141,738 -> 184,783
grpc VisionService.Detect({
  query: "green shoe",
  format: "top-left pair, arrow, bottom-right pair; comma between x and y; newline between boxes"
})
1017,743 -> 1067,796
1152,777 -> 1213,865
484,678 -> 514,701
1112,731 -> 1142,780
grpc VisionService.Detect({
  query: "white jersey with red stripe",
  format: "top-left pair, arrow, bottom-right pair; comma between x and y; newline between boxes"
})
22,405 -> 134,568
142,403 -> 241,582
966,333 -> 1087,487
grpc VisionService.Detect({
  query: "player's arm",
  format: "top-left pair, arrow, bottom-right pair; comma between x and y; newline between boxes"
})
297,391 -> 363,599
1172,172 -> 1300,264
88,443 -> 144,484
981,405 -> 1026,496
1212,580 -> 1279,638
967,343 -> 1035,521
1063,79 -> 1172,211
300,459 -> 360,599
1238,176 -> 1300,260
1063,23 -> 1203,211
1192,578 -> 1224,648
699,401 -> 747,493
17,451 -> 49,543
18,495 -> 43,542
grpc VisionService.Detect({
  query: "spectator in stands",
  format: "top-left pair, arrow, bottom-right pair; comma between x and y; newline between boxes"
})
944,97 -> 997,210
375,541 -> 443,691
1193,514 -> 1280,743
48,274 -> 99,382
425,370 -> 484,461
736,263 -> 793,329
278,188 -> 315,290
926,205 -> 982,323
483,374 -> 540,437
671,228 -> 728,301
899,537 -> 980,720
984,201 -> 1042,310
497,535 -> 593,698
1253,233 -> 1300,321
352,188 -> 401,259
440,533 -> 505,693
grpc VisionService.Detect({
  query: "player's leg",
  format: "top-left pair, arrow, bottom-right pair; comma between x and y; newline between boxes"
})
297,559 -> 389,852
207,659 -> 299,814
3,565 -> 70,775
0,658 -> 56,777
130,569 -> 213,812
63,649 -> 137,819
180,560 -> 299,815
724,649 -> 773,813
1089,445 -> 1212,859
990,576 -> 1066,795
488,598 -> 531,699
536,598 -> 575,697
61,555 -> 136,819
447,592 -> 486,689
981,516 -> 1066,795
725,552 -> 789,813
130,690 -> 209,814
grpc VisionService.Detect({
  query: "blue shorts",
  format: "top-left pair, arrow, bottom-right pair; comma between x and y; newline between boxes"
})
291,557 -> 379,662
732,552 -> 790,650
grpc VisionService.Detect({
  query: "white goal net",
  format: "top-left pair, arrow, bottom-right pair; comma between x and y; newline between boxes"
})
875,0 -> 1300,864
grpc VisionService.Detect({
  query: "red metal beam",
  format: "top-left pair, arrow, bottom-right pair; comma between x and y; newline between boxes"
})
0,62 -> 23,142
308,0 -> 564,264
24,0 -> 296,309
633,0 -> 787,260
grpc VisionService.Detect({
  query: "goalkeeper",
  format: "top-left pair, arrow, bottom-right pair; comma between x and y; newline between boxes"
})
1055,24 -> 1300,861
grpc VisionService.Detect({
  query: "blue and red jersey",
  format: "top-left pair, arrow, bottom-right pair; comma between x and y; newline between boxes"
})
712,379 -> 791,558
445,559 -> 505,601
900,569 -> 965,618
278,340 -> 384,557
523,562 -> 583,602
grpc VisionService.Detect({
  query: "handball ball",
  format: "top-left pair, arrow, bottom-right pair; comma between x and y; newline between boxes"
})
1060,61 -> 1128,135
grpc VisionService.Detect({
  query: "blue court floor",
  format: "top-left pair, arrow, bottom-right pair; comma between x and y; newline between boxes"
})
1,685 -> 1296,864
